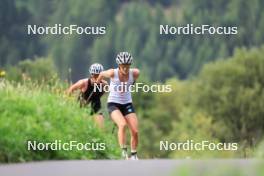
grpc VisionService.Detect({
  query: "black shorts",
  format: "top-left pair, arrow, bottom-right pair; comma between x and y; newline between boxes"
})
107,102 -> 135,116
90,101 -> 103,115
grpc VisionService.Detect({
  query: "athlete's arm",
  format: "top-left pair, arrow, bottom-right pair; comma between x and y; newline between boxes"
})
101,79 -> 108,86
67,79 -> 86,95
96,69 -> 114,83
132,68 -> 140,81
95,79 -> 108,96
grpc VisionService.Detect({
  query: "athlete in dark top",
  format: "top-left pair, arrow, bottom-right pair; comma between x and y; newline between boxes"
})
79,78 -> 106,114
67,63 -> 107,128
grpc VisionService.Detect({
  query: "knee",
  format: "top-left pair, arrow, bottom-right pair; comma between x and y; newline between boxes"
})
118,122 -> 127,130
131,129 -> 138,137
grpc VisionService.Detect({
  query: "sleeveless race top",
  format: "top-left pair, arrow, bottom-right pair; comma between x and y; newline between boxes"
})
107,68 -> 134,104
82,78 -> 104,103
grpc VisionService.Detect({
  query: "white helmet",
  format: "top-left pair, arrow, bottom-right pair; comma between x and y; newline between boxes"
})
89,63 -> 104,75
116,52 -> 133,65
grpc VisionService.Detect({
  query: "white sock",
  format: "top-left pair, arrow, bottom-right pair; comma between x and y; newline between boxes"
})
131,149 -> 137,154
121,145 -> 127,150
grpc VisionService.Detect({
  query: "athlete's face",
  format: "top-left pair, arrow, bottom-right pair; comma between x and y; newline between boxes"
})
119,64 -> 130,75
90,74 -> 99,82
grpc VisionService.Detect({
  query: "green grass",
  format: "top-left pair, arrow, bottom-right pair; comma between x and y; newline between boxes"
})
0,79 -> 119,163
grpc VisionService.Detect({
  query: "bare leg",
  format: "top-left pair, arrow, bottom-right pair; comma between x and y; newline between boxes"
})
125,113 -> 138,151
110,110 -> 127,148
94,114 -> 104,129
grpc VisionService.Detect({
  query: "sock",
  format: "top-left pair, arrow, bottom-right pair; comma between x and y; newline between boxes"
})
121,146 -> 127,151
131,150 -> 137,155
131,149 -> 137,153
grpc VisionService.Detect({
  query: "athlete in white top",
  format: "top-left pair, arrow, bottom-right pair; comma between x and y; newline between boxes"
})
96,52 -> 140,160
107,68 -> 134,104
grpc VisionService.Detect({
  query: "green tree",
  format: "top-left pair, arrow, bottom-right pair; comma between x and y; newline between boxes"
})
196,46 -> 264,146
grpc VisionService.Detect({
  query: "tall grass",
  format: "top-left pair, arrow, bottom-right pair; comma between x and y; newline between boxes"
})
0,79 -> 119,163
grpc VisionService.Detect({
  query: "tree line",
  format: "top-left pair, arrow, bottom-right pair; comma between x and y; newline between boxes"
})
1,0 -> 264,81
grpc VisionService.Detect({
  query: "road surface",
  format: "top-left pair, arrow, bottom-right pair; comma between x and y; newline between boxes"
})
0,159 -> 263,176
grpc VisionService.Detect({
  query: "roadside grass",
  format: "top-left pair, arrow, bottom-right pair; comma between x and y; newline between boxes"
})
0,79 -> 119,163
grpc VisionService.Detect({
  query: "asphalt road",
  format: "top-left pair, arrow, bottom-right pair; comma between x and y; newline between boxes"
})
0,159 -> 263,176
